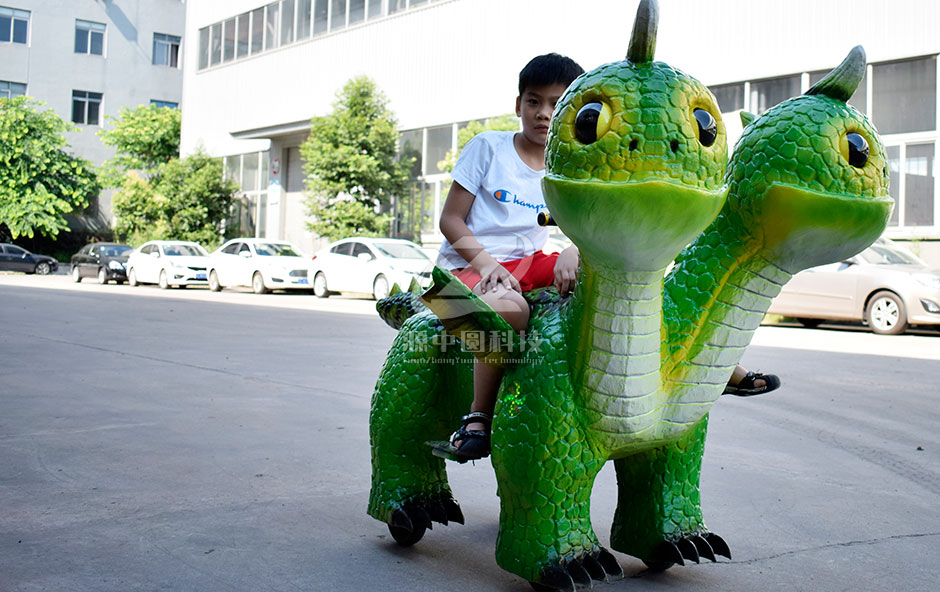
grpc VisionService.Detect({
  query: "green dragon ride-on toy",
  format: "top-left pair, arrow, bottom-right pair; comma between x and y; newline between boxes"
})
368,1 -> 892,589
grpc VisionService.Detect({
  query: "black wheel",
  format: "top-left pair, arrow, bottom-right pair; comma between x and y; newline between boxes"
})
208,270 -> 222,292
866,290 -> 907,335
35,262 -> 52,275
373,274 -> 389,300
313,272 -> 329,298
71,266 -> 82,283
159,269 -> 170,289
128,268 -> 139,287
97,267 -> 108,285
387,521 -> 426,547
797,317 -> 823,328
252,271 -> 269,294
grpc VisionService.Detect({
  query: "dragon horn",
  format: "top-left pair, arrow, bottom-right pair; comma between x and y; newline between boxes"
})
805,45 -> 866,102
627,0 -> 658,64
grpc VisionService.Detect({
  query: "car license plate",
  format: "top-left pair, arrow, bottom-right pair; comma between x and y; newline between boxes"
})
196,273 -> 207,280
298,278 -> 309,285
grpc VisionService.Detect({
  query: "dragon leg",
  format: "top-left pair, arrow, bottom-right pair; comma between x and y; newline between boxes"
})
367,313 -> 473,543
491,370 -> 622,590
610,416 -> 730,569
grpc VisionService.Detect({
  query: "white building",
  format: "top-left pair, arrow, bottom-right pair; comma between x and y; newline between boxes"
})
0,0 -> 185,229
180,0 -> 940,264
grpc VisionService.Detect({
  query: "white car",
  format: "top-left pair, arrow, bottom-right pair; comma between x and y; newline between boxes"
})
126,240 -> 209,289
207,238 -> 311,294
310,237 -> 433,300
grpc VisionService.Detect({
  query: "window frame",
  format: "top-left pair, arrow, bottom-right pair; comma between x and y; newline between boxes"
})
74,19 -> 106,56
153,32 -> 181,67
0,79 -> 26,99
0,6 -> 30,45
71,90 -> 103,126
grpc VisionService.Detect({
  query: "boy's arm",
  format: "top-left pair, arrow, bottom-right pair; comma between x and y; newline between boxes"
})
553,245 -> 580,297
439,181 -> 521,293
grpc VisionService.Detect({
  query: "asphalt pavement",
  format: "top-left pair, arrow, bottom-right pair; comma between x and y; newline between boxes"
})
1,275 -> 938,592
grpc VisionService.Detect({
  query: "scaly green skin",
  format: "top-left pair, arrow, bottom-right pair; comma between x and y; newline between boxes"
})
368,12 -> 891,591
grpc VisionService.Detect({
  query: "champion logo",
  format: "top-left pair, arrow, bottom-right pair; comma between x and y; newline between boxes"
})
493,189 -> 513,203
492,188 -> 547,213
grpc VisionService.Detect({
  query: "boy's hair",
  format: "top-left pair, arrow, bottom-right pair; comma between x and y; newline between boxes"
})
518,53 -> 584,96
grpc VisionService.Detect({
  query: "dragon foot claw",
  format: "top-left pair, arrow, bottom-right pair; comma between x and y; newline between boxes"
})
643,532 -> 730,571
386,494 -> 464,546
529,548 -> 623,592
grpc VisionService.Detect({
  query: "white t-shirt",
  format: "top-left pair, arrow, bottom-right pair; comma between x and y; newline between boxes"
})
437,131 -> 549,270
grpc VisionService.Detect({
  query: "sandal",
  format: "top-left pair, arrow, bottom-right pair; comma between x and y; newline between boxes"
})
445,411 -> 493,462
722,371 -> 781,397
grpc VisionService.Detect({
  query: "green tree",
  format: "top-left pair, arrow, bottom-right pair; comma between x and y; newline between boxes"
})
98,104 -> 181,185
112,150 -> 237,247
0,96 -> 99,239
300,76 -> 411,241
438,113 -> 519,173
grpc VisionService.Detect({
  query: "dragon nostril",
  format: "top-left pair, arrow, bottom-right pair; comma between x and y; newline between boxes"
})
670,140 -> 679,153
629,139 -> 639,151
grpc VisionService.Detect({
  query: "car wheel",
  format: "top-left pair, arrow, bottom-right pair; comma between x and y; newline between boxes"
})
797,317 -> 823,328
866,290 -> 908,335
71,266 -> 82,283
128,268 -> 139,287
252,271 -> 269,294
97,267 -> 108,285
208,270 -> 222,292
373,274 -> 390,301
35,262 -> 52,275
313,272 -> 330,298
159,269 -> 170,290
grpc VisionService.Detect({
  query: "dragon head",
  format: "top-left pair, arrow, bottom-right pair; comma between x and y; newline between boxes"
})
543,0 -> 728,272
726,45 -> 893,271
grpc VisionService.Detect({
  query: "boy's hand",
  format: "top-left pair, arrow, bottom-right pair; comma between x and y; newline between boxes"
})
553,246 -> 580,297
480,263 -> 522,294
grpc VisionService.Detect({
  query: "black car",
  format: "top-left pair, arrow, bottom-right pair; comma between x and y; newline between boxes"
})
0,243 -> 59,275
70,242 -> 134,284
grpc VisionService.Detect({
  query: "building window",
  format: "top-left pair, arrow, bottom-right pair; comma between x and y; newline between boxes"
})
150,99 -> 178,109
72,90 -> 102,125
872,56 -> 937,135
264,2 -> 279,50
75,19 -> 104,55
425,125 -> 453,175
236,12 -> 249,58
297,0 -> 312,40
0,6 -> 28,44
250,8 -> 264,54
153,33 -> 180,67
223,17 -> 236,62
368,0 -> 383,19
0,80 -> 26,98
210,22 -> 222,66
331,0 -> 346,30
314,0 -> 328,34
388,0 -> 407,15
349,0 -> 365,26
280,0 -> 295,45
198,27 -> 210,69
709,83 -> 744,113
749,75 -> 801,115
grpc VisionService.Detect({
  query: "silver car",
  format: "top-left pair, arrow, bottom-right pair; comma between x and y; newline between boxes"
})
768,238 -> 940,335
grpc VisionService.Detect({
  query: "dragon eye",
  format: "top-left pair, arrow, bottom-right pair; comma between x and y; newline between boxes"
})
846,132 -> 869,168
693,108 -> 717,147
575,101 -> 611,144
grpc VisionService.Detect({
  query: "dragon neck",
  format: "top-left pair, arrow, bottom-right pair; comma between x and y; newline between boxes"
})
567,260 -> 667,440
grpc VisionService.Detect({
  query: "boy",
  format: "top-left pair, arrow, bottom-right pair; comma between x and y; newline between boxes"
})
435,53 -> 583,461
436,54 -> 777,462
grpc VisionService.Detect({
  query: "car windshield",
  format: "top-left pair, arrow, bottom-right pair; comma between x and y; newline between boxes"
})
255,243 -> 301,257
372,242 -> 429,260
163,244 -> 207,257
861,242 -> 924,265
99,245 -> 133,257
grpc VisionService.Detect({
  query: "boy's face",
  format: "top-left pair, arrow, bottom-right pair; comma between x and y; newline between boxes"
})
515,83 -> 569,147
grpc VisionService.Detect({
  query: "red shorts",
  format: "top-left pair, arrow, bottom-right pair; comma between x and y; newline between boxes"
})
452,251 -> 559,292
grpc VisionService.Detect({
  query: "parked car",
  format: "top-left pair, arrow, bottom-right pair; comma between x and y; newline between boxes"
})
70,242 -> 133,284
126,240 -> 209,289
0,243 -> 58,275
310,237 -> 433,300
207,238 -> 311,294
768,238 -> 940,335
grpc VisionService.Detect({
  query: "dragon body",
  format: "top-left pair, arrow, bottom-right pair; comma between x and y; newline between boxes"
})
367,2 -> 891,589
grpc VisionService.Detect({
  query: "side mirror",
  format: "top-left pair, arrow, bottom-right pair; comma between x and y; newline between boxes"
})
239,251 -> 252,258
357,253 -> 374,262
